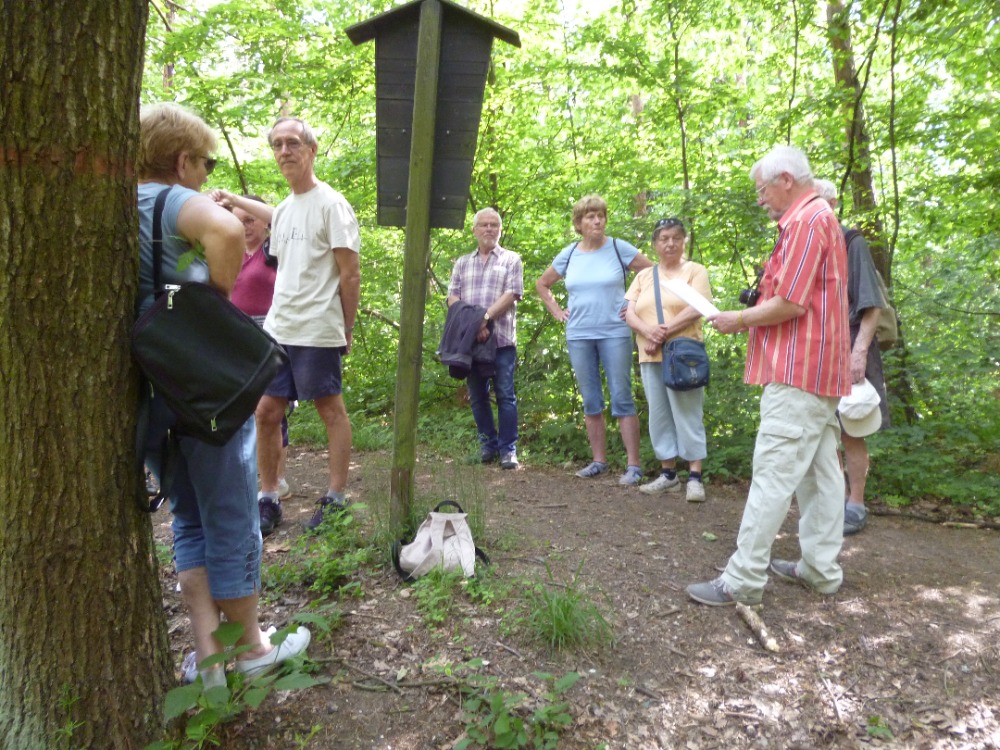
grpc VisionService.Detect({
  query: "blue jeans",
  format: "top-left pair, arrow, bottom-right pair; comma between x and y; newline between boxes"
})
468,345 -> 518,455
566,336 -> 637,417
144,394 -> 262,600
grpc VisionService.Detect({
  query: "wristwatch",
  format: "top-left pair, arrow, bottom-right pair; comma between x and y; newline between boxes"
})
483,312 -> 491,322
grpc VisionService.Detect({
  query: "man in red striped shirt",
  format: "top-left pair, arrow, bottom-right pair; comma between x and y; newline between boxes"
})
687,145 -> 851,606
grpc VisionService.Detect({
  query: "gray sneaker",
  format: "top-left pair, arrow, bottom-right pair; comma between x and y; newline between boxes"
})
769,559 -> 809,588
844,504 -> 868,536
500,451 -> 519,470
618,465 -> 643,486
686,577 -> 762,606
769,559 -> 839,595
575,461 -> 609,478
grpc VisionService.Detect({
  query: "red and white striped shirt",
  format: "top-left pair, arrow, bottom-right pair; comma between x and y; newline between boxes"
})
745,191 -> 850,398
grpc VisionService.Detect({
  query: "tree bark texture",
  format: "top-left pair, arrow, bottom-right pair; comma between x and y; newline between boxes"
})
826,0 -> 890,280
0,3 -> 172,749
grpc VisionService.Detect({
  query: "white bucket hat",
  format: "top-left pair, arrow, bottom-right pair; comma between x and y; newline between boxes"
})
838,379 -> 882,438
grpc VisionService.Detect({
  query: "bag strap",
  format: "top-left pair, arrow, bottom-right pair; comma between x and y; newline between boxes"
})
134,185 -> 176,512
151,186 -> 173,296
652,266 -> 665,326
565,240 -> 628,287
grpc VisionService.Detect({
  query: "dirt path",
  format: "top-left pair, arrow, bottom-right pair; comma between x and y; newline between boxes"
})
156,449 -> 1000,749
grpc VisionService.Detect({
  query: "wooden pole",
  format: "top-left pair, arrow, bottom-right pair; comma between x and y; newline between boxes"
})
390,0 -> 442,530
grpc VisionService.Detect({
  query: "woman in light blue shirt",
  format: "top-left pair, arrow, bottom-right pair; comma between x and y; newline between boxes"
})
536,194 -> 652,484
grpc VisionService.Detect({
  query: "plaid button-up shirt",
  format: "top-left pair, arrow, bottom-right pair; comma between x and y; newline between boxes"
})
447,245 -> 524,348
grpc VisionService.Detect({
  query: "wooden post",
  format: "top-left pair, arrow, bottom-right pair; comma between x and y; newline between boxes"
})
389,0 -> 441,529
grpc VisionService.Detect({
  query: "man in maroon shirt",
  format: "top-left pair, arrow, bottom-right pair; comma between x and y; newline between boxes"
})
687,145 -> 851,606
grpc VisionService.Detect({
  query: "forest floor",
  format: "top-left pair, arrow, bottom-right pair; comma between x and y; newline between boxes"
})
154,447 -> 1000,750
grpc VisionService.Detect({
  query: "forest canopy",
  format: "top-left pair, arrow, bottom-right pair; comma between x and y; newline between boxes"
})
144,0 -> 999,512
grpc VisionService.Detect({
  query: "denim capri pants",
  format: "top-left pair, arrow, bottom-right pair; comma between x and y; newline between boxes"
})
144,394 -> 262,600
566,336 -> 637,418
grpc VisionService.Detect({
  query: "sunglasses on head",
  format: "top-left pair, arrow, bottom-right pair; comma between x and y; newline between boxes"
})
654,217 -> 683,230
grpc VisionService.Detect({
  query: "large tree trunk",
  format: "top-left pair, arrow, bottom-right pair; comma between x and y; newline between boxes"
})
827,0 -> 890,279
0,3 -> 173,748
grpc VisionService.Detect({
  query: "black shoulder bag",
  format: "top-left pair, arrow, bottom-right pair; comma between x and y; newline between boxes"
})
132,187 -> 287,510
653,266 -> 710,391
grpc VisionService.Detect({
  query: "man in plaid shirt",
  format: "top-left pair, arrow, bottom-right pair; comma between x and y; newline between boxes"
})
446,208 -> 524,469
687,145 -> 851,607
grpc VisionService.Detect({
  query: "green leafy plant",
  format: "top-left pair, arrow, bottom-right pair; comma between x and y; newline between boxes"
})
411,567 -> 469,628
263,504 -> 372,599
866,714 -> 894,740
143,623 -> 324,750
454,668 -> 581,750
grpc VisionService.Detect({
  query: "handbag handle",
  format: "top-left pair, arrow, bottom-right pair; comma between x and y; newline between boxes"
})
433,499 -> 465,514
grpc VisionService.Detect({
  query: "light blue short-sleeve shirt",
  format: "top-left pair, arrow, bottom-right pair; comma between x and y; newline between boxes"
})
550,237 -> 639,340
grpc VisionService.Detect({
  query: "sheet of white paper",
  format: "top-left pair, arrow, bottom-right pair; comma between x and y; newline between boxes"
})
662,278 -> 720,318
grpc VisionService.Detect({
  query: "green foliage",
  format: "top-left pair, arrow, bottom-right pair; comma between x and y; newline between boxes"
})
144,0 -> 1000,513
55,685 -> 84,750
144,623 -> 323,750
427,660 -> 579,750
516,563 -> 614,653
866,714 -> 894,740
411,567 -> 469,628
263,505 -> 372,598
456,669 -> 580,750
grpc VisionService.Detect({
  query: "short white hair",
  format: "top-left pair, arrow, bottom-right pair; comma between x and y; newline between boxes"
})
750,145 -> 813,184
813,178 -> 837,202
473,207 -> 502,228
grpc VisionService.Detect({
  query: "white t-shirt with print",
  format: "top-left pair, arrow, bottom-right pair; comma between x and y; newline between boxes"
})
264,182 -> 360,347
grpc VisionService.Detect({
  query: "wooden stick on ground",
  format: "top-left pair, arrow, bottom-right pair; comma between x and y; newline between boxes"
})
735,603 -> 779,653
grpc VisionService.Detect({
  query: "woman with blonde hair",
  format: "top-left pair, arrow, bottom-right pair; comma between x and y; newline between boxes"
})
138,103 -> 310,685
536,194 -> 652,485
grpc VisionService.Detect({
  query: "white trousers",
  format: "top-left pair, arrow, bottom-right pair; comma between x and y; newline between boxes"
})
723,383 -> 845,595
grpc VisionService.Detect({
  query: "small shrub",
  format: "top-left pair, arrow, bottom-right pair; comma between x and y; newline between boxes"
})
519,563 -> 614,653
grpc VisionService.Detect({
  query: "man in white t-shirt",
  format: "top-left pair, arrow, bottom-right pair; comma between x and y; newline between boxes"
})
257,117 -> 361,531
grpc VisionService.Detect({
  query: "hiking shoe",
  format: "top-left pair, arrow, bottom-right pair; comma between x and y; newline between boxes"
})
640,473 -> 681,495
258,497 -> 283,537
480,449 -> 499,464
276,477 -> 291,499
234,625 -> 312,679
686,577 -> 762,606
500,451 -> 519,470
768,559 -> 809,588
686,478 -> 706,503
575,461 -> 609,479
304,494 -> 347,531
844,504 -> 868,536
769,559 -> 838,595
619,465 -> 644,486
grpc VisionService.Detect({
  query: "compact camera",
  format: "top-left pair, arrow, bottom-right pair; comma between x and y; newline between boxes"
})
739,288 -> 761,307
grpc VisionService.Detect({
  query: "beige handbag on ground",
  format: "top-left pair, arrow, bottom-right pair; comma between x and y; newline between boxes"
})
392,501 -> 488,580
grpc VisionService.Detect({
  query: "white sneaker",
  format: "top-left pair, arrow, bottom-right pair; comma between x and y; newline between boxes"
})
686,478 -> 706,502
639,473 -> 681,495
234,625 -> 311,678
277,477 -> 291,499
